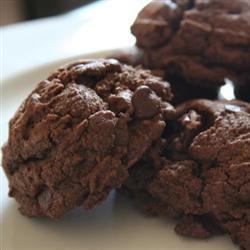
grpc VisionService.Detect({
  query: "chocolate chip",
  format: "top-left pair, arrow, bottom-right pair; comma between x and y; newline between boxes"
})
132,85 -> 161,119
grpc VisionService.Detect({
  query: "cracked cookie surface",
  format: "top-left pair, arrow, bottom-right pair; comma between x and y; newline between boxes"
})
2,59 -> 174,219
122,99 -> 250,250
131,0 -> 250,88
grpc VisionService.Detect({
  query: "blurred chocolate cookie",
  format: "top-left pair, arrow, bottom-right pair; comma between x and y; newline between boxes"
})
131,0 -> 250,88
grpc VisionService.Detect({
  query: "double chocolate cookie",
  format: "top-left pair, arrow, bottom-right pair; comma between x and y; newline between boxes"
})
123,99 -> 250,250
2,59 -> 175,219
112,0 -> 250,103
131,0 -> 250,89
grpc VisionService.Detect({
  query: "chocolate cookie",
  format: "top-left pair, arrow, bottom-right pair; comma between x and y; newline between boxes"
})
131,0 -> 250,88
122,99 -> 250,250
2,59 -> 175,219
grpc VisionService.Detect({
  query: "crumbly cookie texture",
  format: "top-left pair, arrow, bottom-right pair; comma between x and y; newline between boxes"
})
2,59 -> 175,219
123,99 -> 250,250
131,0 -> 250,87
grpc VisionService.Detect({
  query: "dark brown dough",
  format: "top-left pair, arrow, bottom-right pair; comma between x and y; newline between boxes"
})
122,99 -> 250,250
2,59 -> 175,219
131,0 -> 250,88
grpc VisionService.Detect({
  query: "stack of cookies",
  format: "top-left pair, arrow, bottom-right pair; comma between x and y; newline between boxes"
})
2,1 -> 250,249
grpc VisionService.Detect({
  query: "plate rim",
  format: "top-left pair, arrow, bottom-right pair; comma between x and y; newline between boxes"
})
2,47 -> 132,86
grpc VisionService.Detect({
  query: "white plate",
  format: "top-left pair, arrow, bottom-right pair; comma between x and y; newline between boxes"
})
1,50 -> 238,250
